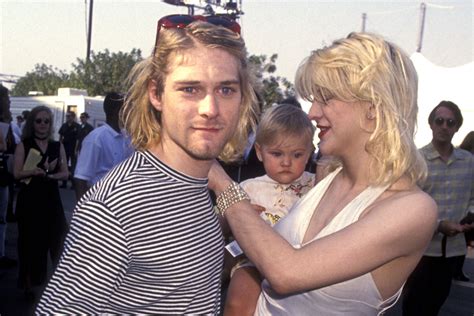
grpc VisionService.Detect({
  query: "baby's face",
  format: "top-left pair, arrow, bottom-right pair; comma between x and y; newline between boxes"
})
256,134 -> 313,185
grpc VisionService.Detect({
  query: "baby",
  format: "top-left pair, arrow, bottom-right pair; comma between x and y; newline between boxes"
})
224,103 -> 316,316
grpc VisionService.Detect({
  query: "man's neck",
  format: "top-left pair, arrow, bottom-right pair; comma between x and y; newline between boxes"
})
106,120 -> 120,133
148,143 -> 211,179
432,140 -> 453,162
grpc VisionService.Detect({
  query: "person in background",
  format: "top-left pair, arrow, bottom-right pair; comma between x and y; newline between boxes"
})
402,101 -> 474,315
208,32 -> 438,315
20,110 -> 30,133
0,84 -> 17,268
37,15 -> 258,314
460,131 -> 474,154
58,111 -> 80,189
13,106 -> 69,300
460,132 -> 474,251
224,104 -> 315,316
16,115 -> 24,128
12,115 -> 23,143
453,130 -> 474,282
0,129 -> 8,265
73,93 -> 132,200
75,112 -> 94,156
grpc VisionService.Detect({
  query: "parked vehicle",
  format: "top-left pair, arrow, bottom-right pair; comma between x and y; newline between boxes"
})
11,88 -> 105,140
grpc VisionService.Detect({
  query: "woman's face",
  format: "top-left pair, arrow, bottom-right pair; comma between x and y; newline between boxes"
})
308,99 -> 372,158
33,111 -> 51,137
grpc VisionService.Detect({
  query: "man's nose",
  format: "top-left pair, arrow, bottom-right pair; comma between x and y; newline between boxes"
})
199,94 -> 219,118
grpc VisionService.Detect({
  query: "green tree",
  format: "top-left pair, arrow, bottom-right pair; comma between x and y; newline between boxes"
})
12,50 -> 292,102
69,49 -> 143,96
12,64 -> 70,96
248,54 -> 295,110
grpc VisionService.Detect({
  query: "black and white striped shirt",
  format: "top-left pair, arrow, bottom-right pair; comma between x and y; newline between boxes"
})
36,151 -> 224,315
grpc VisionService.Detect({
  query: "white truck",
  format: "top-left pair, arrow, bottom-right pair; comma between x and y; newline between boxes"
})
10,88 -> 105,140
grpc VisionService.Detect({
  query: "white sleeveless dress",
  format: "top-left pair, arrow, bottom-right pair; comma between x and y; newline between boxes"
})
254,168 -> 403,316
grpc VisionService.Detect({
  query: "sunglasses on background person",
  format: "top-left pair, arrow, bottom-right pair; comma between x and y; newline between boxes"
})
35,118 -> 50,125
153,14 -> 241,54
434,117 -> 456,128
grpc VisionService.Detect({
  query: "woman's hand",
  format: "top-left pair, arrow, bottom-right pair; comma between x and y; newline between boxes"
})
31,167 -> 46,177
208,160 -> 234,195
44,158 -> 58,173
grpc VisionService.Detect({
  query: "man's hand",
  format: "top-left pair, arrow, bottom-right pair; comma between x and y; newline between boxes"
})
438,220 -> 465,236
461,222 -> 474,232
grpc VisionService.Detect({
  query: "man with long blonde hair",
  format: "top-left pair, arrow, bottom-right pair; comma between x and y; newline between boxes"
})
37,15 -> 258,314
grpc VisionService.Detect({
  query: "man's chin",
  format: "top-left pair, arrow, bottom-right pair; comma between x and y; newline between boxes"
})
186,147 -> 223,162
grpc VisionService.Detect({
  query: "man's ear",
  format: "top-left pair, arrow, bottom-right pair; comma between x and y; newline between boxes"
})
255,143 -> 263,162
148,80 -> 162,111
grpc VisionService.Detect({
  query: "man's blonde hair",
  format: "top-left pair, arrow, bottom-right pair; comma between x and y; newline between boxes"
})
122,21 -> 259,162
296,32 -> 426,186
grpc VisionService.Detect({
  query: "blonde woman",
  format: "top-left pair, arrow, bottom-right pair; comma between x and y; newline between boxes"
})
209,32 -> 437,315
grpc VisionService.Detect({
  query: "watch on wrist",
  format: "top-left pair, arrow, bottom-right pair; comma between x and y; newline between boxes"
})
216,181 -> 250,216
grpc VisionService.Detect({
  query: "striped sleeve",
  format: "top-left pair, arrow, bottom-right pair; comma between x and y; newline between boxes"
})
36,200 -> 128,314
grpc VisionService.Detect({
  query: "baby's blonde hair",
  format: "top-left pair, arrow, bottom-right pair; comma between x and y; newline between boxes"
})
256,104 -> 315,150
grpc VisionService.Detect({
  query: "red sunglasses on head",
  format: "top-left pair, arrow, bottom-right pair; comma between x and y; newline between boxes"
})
153,14 -> 241,54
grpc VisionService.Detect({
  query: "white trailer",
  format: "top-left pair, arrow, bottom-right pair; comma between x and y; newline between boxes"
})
11,88 -> 105,140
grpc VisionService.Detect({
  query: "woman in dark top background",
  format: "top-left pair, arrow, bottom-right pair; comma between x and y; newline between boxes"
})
13,105 -> 69,299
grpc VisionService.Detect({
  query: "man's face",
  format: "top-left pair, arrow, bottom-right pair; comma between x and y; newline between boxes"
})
149,45 -> 242,162
66,113 -> 75,123
430,106 -> 459,144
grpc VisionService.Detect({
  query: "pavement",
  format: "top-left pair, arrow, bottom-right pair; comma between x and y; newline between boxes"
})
1,186 -> 473,315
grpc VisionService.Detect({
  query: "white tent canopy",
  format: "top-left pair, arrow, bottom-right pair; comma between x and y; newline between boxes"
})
411,53 -> 473,147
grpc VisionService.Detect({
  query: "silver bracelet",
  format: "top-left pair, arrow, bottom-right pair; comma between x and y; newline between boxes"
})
216,181 -> 250,216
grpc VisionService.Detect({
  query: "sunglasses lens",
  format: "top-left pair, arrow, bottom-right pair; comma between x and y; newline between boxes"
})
434,117 -> 456,128
161,15 -> 195,28
206,16 -> 241,34
35,119 -> 49,124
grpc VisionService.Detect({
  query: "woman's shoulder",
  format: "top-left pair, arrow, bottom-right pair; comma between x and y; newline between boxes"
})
374,180 -> 437,224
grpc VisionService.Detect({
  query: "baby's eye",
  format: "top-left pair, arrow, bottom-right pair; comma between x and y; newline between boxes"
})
294,153 -> 304,158
270,152 -> 282,157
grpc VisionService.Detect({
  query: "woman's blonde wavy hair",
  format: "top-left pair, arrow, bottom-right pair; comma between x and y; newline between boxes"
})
296,32 -> 426,186
121,21 -> 259,163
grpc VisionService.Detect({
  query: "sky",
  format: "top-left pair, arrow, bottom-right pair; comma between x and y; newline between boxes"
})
1,0 -> 472,84
0,0 -> 472,146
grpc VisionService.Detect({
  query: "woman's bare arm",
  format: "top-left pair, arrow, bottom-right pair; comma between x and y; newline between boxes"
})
209,161 -> 437,295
